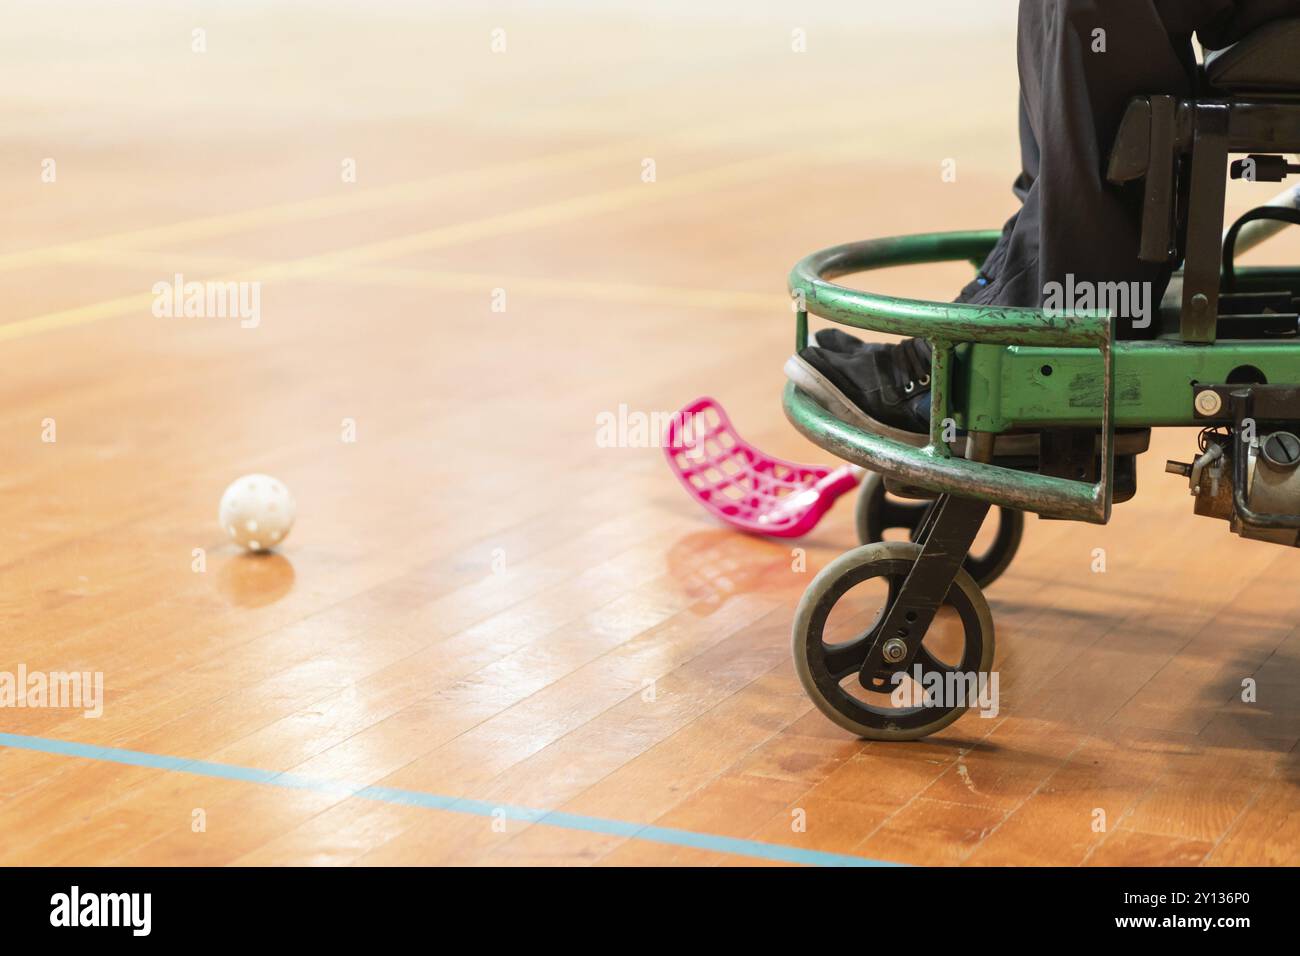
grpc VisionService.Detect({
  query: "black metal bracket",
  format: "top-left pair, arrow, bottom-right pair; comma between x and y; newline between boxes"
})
856,495 -> 991,689
1230,154 -> 1300,182
1182,102 -> 1232,343
1106,92 -> 1300,344
1194,382 -> 1300,424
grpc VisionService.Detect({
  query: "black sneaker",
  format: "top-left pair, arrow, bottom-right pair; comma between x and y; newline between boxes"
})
810,328 -> 873,353
784,338 -> 933,444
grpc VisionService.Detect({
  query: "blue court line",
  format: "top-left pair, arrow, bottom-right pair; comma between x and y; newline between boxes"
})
0,732 -> 900,868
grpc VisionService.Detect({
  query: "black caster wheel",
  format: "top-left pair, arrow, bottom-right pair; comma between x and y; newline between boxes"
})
854,471 -> 1024,588
792,541 -> 995,741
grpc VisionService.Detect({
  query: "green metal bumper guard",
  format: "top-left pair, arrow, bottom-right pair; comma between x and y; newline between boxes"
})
785,230 -> 1300,524
784,230 -> 1300,741
786,231 -> 1114,523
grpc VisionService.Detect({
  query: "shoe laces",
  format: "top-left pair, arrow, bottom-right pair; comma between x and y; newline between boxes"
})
898,339 -> 932,393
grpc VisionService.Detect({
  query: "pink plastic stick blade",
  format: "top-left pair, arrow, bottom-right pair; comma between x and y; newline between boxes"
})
662,397 -> 858,538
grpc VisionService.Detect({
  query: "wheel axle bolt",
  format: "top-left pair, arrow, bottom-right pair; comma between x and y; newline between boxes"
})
1194,390 -> 1223,417
1263,432 -> 1300,469
882,638 -> 908,664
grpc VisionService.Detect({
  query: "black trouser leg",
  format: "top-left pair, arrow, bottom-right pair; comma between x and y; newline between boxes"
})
959,0 -> 1200,338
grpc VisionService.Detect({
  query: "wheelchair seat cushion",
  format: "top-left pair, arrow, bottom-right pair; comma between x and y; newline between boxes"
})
1205,18 -> 1300,93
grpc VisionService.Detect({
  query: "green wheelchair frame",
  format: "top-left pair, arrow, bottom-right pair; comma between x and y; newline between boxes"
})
785,232 -> 1300,741
787,231 -> 1300,520
785,18 -> 1300,740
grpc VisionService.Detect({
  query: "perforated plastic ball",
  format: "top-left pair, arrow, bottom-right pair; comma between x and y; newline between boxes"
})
219,474 -> 296,552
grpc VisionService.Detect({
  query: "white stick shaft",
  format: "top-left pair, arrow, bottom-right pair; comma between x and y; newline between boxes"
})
1227,180 -> 1300,256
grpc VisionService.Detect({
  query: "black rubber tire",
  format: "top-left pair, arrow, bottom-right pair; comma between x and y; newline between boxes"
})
793,541 -> 995,741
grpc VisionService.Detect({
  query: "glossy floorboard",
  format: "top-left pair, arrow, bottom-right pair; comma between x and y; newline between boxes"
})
0,3 -> 1296,866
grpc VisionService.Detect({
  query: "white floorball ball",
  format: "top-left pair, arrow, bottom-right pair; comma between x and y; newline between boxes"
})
219,474 -> 295,552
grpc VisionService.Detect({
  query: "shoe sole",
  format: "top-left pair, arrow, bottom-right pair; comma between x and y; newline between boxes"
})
785,354 -> 939,448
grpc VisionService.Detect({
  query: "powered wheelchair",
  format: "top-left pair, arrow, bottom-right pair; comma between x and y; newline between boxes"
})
787,19 -> 1300,740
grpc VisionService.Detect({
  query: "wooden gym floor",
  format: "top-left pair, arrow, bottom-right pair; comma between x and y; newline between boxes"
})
0,2 -> 1296,866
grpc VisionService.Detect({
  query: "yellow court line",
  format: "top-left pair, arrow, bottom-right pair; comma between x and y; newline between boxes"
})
223,149 -> 804,276
0,146 -> 614,275
37,246 -> 779,314
350,266 -> 778,314
0,291 -> 159,342
0,105 -> 843,275
0,145 -> 829,342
